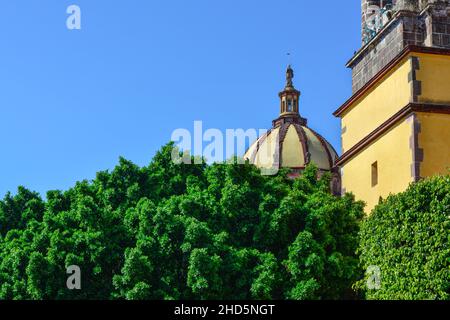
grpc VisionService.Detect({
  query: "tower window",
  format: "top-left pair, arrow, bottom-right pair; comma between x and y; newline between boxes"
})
371,161 -> 378,187
282,101 -> 285,112
287,100 -> 293,112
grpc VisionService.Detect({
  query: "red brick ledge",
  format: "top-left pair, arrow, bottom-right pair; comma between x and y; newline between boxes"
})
335,103 -> 450,166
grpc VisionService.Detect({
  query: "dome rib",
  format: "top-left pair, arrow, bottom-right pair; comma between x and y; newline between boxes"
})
293,124 -> 310,166
248,128 -> 272,163
278,123 -> 291,168
309,129 -> 334,169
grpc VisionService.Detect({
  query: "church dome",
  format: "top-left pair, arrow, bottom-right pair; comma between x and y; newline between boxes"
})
244,65 -> 338,176
244,122 -> 338,173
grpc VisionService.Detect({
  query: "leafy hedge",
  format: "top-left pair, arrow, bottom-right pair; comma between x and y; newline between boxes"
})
357,175 -> 450,300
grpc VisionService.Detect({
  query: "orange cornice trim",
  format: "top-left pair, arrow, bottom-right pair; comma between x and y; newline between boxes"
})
335,103 -> 450,166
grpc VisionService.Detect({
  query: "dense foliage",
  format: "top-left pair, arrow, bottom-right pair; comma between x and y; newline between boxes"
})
0,143 -> 364,300
357,175 -> 450,300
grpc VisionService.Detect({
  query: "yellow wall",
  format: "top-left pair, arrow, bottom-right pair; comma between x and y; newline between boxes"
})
341,118 -> 414,212
341,57 -> 412,152
339,52 -> 450,212
417,112 -> 450,177
416,53 -> 450,104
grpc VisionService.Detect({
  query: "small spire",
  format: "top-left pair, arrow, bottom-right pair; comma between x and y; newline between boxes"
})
276,64 -> 303,125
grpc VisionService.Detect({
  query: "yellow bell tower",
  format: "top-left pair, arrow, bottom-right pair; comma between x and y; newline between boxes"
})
334,0 -> 450,211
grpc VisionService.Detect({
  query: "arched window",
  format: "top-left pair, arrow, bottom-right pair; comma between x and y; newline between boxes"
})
287,99 -> 293,112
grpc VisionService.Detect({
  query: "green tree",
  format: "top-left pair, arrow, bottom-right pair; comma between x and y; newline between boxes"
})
0,142 -> 364,300
0,187 -> 44,236
357,175 -> 450,300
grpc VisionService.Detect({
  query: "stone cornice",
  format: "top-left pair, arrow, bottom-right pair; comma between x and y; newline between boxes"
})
336,102 -> 450,166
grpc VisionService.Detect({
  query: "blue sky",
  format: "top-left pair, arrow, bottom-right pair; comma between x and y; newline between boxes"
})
0,1 -> 361,197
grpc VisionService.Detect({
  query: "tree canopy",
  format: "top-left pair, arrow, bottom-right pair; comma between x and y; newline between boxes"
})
0,142 -> 365,300
357,175 -> 450,300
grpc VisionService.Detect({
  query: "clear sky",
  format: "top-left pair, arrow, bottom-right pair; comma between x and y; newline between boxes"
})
0,1 -> 361,197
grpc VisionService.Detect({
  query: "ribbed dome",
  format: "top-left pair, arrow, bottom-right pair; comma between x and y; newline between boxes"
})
244,122 -> 338,173
244,65 -> 338,177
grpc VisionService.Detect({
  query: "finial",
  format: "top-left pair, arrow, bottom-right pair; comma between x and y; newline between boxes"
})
286,65 -> 294,88
276,64 -> 304,126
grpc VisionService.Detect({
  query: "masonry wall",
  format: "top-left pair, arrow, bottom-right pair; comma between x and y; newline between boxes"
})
361,0 -> 385,40
351,2 -> 450,93
351,13 -> 423,92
